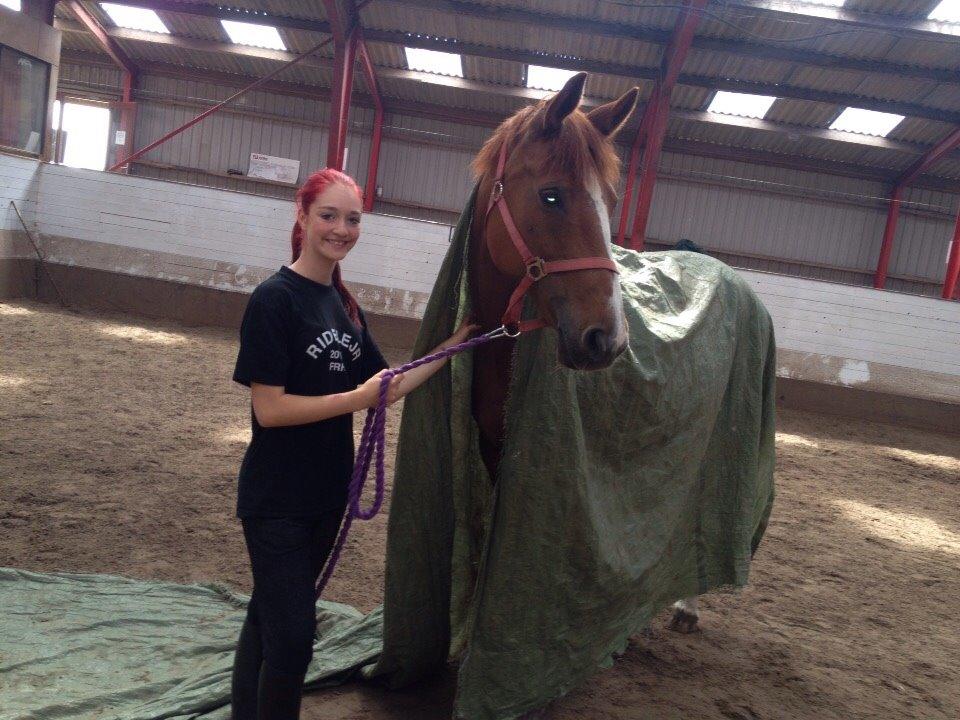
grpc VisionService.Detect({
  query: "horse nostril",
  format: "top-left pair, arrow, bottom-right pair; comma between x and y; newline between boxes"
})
583,326 -> 609,360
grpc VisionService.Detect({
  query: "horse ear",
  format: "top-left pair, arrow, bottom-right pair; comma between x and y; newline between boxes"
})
542,72 -> 587,135
587,88 -> 640,137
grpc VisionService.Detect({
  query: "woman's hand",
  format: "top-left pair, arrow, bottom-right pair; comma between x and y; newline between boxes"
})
444,320 -> 481,348
356,369 -> 404,409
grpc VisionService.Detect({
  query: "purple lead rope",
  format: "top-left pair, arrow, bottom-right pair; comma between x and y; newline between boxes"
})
315,325 -> 517,598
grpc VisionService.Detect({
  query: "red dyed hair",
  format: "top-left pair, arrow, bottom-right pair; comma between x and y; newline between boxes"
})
291,168 -> 364,330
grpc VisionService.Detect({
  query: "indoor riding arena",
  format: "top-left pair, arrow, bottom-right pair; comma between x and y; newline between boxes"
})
2,2 -> 959,720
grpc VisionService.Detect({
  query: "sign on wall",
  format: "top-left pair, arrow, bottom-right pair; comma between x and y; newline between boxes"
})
248,153 -> 301,184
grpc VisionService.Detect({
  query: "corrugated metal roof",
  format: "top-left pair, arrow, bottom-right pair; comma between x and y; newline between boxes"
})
684,48 -> 795,85
851,73 -> 940,103
889,116 -> 958,144
53,0 -> 960,181
670,85 -> 713,111
764,98 -> 840,127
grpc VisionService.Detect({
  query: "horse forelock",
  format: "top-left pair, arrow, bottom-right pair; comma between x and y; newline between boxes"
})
472,101 -> 621,198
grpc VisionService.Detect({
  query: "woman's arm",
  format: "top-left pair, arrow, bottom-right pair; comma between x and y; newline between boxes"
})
394,322 -> 480,400
251,370 -> 404,428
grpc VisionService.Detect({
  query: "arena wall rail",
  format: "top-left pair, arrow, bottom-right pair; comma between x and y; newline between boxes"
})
3,153 -> 958,433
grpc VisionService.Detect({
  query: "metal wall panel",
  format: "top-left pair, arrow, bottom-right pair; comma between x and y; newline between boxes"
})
54,66 -> 960,295
647,152 -> 958,284
59,61 -> 123,94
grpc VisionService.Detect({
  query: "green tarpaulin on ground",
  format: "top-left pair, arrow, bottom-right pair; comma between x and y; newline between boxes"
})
369,189 -> 777,719
0,567 -> 382,720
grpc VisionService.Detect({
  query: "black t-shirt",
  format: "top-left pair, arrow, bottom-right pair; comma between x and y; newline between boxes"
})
232,266 -> 388,518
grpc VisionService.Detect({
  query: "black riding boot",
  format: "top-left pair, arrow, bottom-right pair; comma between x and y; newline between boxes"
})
230,618 -> 263,720
256,663 -> 305,720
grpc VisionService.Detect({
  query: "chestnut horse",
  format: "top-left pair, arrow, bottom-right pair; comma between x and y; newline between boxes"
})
468,72 -> 702,632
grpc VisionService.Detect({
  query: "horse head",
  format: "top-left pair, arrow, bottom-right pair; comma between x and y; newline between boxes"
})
474,72 -> 639,370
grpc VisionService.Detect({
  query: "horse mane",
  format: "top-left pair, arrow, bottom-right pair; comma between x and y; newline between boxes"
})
472,99 -> 622,193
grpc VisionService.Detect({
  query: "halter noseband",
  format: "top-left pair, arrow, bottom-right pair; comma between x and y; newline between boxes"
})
484,140 -> 620,336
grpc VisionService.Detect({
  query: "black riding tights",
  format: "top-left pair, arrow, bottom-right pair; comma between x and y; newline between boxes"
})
232,509 -> 345,720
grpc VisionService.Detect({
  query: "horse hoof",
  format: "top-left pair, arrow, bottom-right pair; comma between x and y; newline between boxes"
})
667,608 -> 700,634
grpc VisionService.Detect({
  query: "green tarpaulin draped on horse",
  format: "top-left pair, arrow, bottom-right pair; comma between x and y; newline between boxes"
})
368,188 -> 777,719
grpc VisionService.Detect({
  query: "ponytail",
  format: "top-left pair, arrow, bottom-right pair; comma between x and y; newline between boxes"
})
291,168 -> 365,331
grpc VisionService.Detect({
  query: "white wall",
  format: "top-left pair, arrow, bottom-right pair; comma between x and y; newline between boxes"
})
740,270 -> 960,402
36,162 -> 450,300
0,155 -> 41,259
6,153 -> 959,397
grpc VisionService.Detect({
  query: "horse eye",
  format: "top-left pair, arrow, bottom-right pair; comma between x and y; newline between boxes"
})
539,189 -> 563,208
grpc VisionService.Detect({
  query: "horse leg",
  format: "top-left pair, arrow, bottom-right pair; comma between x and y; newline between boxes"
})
668,596 -> 700,633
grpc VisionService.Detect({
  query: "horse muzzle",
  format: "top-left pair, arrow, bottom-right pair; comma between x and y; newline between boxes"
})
556,321 -> 628,370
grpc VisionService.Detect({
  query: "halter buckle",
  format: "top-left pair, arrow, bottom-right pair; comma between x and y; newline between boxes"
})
526,257 -> 546,281
491,180 -> 504,204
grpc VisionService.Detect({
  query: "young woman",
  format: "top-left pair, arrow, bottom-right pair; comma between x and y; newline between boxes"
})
230,168 -> 475,720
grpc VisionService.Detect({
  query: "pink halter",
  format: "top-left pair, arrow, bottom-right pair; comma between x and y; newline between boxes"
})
485,140 -> 620,335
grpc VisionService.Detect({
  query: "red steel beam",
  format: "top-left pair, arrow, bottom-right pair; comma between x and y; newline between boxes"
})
327,34 -> 357,170
897,126 -> 960,190
615,96 -> 654,246
357,35 -> 384,211
113,70 -> 138,171
875,125 -> 960,288
626,0 -> 708,251
874,188 -> 902,289
108,34 -> 335,172
65,0 -> 137,78
943,207 -> 960,300
66,0 -> 141,173
324,0 -> 357,171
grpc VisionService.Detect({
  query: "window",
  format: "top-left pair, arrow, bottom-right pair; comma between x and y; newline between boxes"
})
0,46 -> 50,154
53,100 -> 111,170
0,0 -> 22,12
220,20 -> 286,50
99,3 -> 170,33
706,91 -> 778,119
929,0 -> 960,22
829,107 -> 905,137
404,47 -> 463,77
526,65 -> 578,91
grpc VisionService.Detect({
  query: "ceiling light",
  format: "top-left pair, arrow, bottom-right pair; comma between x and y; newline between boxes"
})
526,65 -> 579,91
221,19 -> 286,50
830,107 -> 905,137
404,47 -> 463,77
929,0 -> 960,23
100,3 -> 169,33
707,91 -> 778,119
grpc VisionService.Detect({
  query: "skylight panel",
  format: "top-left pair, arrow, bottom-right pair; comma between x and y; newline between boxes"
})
707,91 -> 777,119
786,0 -> 845,17
0,0 -> 22,11
829,107 -> 905,137
221,20 -> 286,51
100,3 -> 169,34
929,0 -> 960,23
526,65 -> 578,91
404,48 -> 463,77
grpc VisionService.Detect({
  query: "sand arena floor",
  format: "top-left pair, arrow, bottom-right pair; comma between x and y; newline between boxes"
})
1,298 -> 958,720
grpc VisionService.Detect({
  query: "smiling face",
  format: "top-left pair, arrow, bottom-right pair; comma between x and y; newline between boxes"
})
297,182 -> 362,264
